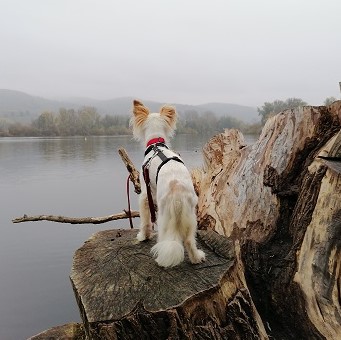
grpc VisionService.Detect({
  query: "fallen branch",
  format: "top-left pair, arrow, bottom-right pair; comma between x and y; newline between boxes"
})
12,210 -> 140,224
12,148 -> 141,225
118,147 -> 141,194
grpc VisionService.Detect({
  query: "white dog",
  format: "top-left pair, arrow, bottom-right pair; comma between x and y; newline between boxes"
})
131,100 -> 205,267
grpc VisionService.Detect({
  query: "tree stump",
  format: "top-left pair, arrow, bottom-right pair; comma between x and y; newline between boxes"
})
193,101 -> 341,339
70,229 -> 267,340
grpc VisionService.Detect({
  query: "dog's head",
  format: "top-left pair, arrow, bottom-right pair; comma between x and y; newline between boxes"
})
131,100 -> 177,144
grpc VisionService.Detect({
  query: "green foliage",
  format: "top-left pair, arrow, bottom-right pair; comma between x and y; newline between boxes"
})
241,122 -> 262,135
32,111 -> 58,136
218,115 -> 244,130
0,118 -> 11,136
78,106 -> 100,136
258,98 -> 307,124
324,97 -> 337,106
100,114 -> 130,134
177,110 -> 245,136
4,106 -> 258,137
6,108 -> 132,137
8,123 -> 38,137
57,108 -> 79,136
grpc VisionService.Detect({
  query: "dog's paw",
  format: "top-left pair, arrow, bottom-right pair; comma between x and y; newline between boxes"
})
137,231 -> 148,242
191,249 -> 206,264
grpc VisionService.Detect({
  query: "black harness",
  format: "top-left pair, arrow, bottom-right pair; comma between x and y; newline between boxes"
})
142,142 -> 184,223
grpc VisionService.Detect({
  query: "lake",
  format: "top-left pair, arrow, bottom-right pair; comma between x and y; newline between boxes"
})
0,134 -> 257,339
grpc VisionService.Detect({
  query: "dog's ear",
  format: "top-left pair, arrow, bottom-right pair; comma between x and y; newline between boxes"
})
160,105 -> 177,128
133,100 -> 149,127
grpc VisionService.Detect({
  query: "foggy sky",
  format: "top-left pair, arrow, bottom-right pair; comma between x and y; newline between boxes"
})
1,0 -> 340,107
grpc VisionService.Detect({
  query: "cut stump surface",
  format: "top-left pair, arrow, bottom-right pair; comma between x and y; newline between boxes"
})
71,229 -> 234,322
70,229 -> 266,339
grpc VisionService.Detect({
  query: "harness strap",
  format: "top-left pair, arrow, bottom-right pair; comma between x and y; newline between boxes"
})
142,142 -> 184,224
155,147 -> 169,162
144,142 -> 168,156
156,156 -> 184,184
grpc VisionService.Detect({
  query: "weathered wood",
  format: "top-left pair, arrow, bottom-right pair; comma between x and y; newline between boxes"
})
293,145 -> 341,339
118,147 -> 141,194
193,101 -> 341,339
28,323 -> 85,340
328,129 -> 341,157
12,211 -> 139,224
70,229 -> 267,340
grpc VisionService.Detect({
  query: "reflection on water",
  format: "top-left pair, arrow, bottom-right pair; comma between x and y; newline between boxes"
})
38,136 -> 130,161
0,134 -> 257,339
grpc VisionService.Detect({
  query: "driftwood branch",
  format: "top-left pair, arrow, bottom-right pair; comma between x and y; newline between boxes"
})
13,148 -> 141,225
118,147 -> 141,194
12,211 -> 140,224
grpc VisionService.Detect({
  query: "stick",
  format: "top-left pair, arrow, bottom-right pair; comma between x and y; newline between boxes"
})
12,148 -> 142,225
118,147 -> 141,194
12,210 -> 140,224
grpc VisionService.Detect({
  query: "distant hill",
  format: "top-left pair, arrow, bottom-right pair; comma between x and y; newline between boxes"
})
0,89 -> 78,123
0,89 -> 259,123
68,97 -> 259,122
195,102 -> 258,121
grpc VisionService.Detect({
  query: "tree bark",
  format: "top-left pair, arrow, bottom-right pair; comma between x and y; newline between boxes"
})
193,101 -> 341,339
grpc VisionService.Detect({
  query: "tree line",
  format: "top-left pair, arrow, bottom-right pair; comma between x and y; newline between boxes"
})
0,107 -> 130,137
0,106 -> 257,137
257,96 -> 337,124
1,96 -> 338,137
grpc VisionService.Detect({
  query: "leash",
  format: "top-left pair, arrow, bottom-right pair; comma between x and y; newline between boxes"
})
126,174 -> 134,229
142,164 -> 157,223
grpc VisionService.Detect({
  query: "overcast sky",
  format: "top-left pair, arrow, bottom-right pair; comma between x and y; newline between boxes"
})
1,0 -> 340,106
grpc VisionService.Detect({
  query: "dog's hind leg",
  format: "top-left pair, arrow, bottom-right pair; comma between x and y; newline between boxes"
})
185,236 -> 206,264
137,193 -> 153,241
184,216 -> 205,264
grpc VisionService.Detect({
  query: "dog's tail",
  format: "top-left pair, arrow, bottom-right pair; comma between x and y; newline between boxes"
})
151,240 -> 184,268
151,180 -> 197,267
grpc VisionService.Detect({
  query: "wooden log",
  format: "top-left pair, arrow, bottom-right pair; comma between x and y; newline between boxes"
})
12,210 -> 139,224
193,101 -> 341,338
28,323 -> 85,340
292,136 -> 341,339
328,130 -> 341,157
70,229 -> 267,339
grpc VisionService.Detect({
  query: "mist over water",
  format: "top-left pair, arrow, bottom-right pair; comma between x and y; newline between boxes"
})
0,134 -> 257,339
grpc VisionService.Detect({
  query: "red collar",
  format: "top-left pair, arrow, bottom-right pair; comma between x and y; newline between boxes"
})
146,137 -> 165,147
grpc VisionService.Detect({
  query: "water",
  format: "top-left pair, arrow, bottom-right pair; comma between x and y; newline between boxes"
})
0,134 -> 257,339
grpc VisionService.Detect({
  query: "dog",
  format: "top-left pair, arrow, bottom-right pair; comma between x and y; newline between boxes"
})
131,100 -> 206,267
